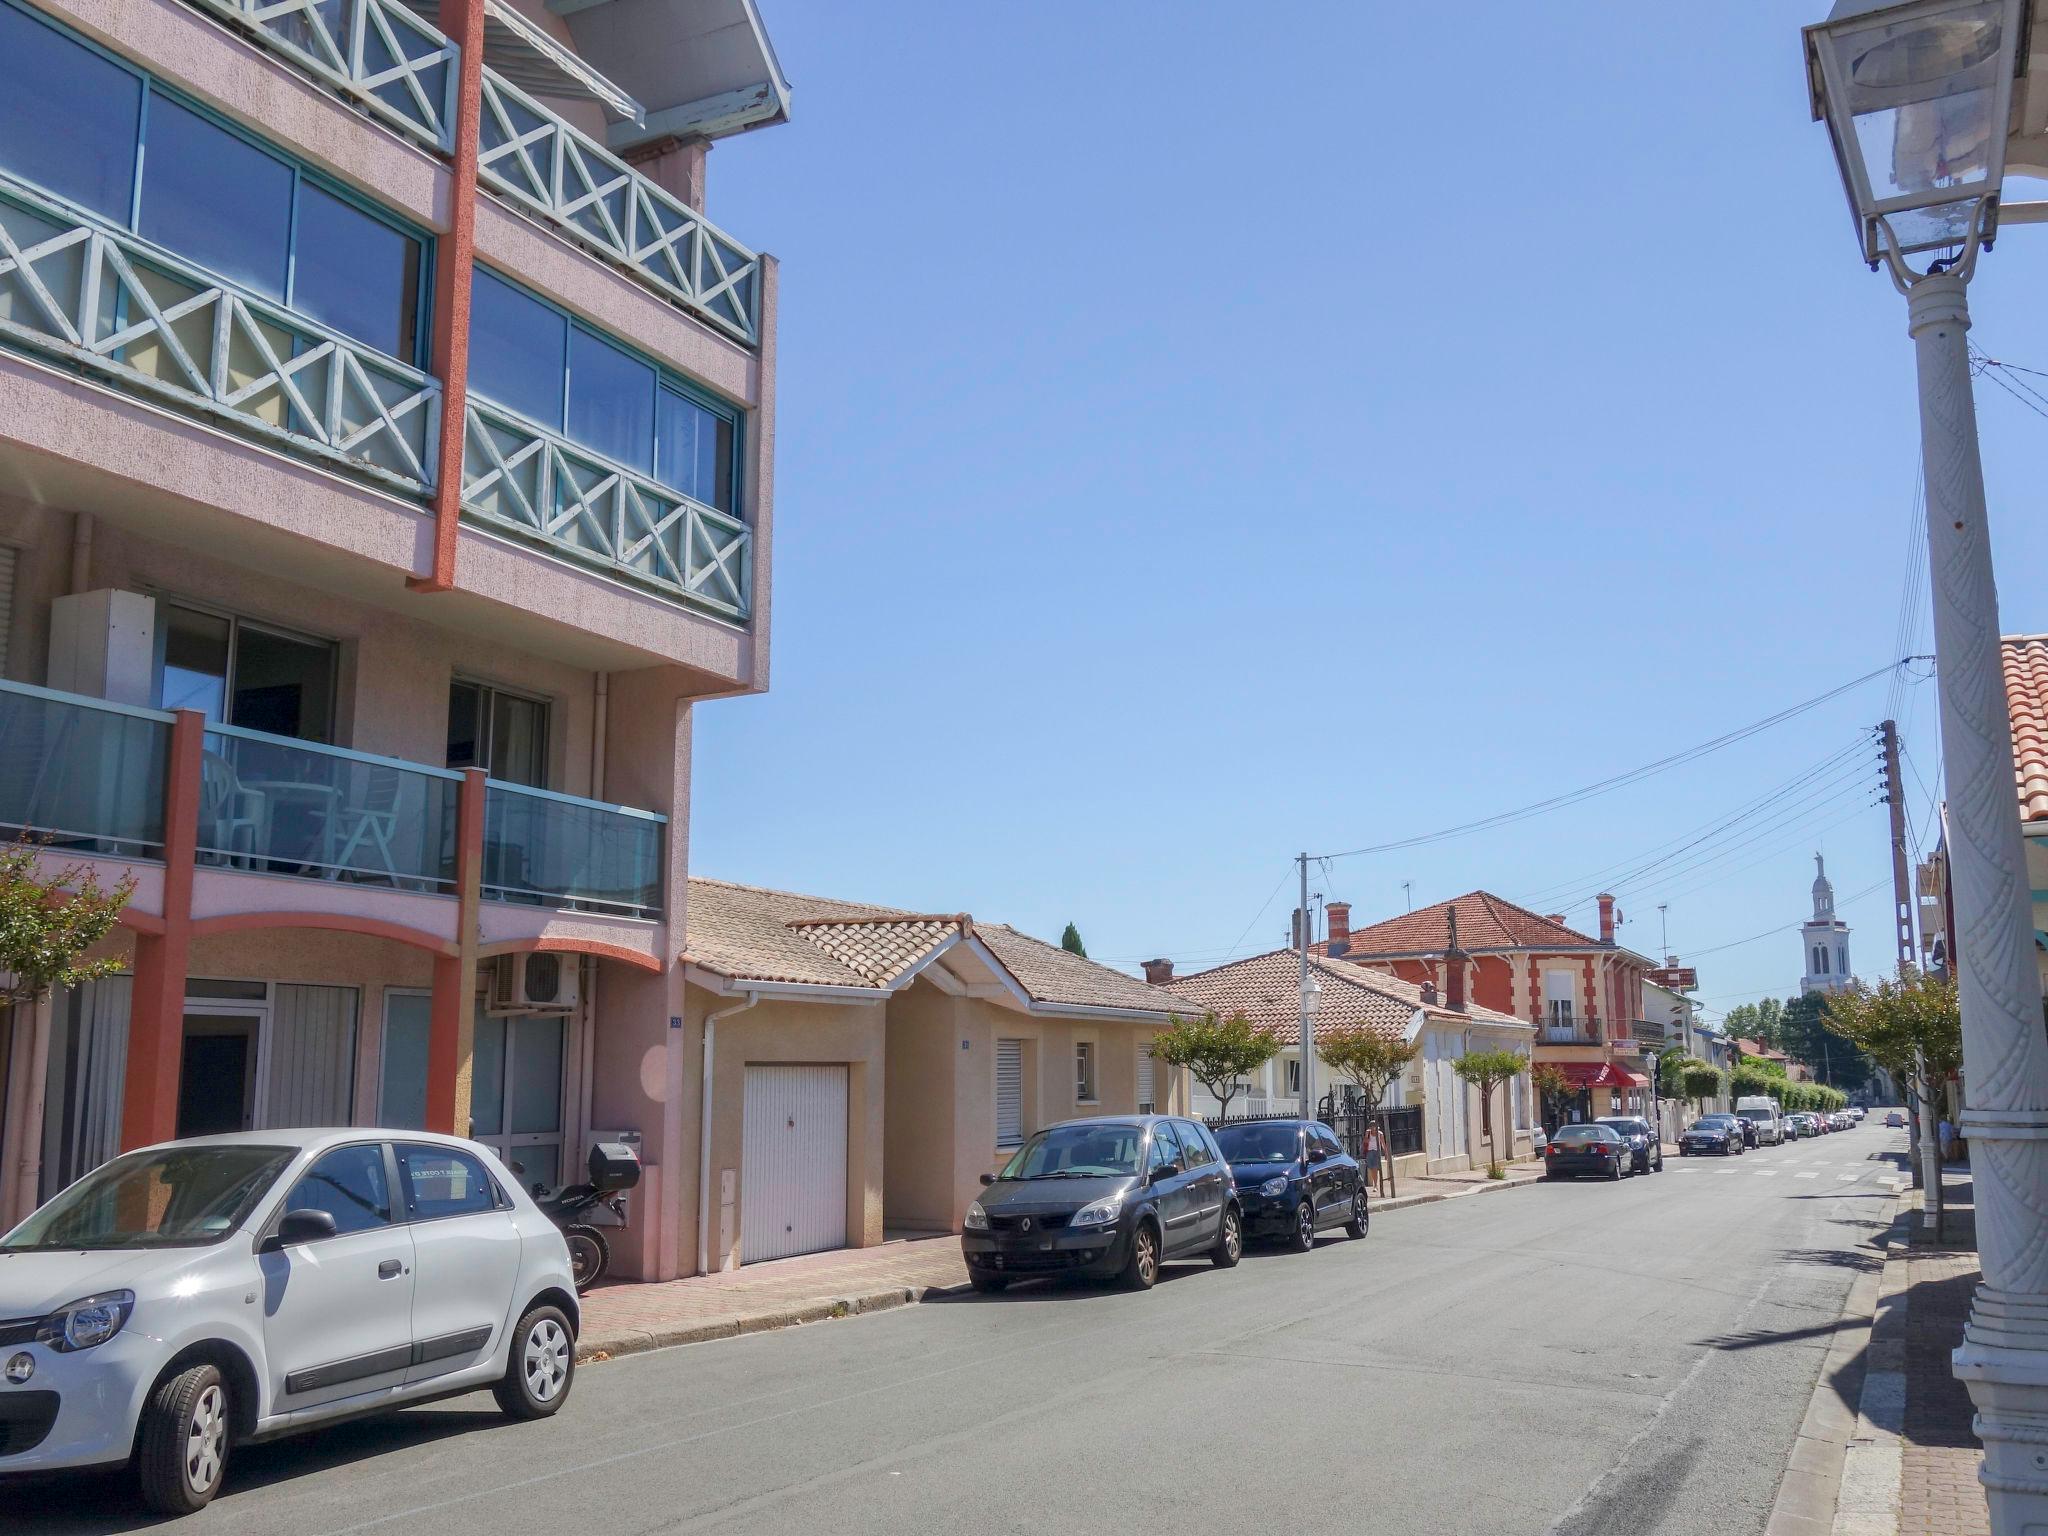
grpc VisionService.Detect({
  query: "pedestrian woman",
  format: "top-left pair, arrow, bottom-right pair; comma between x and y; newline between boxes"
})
1363,1121 -> 1385,1194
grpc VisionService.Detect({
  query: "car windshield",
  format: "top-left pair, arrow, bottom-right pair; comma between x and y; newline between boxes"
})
1553,1126 -> 1614,1143
998,1123 -> 1145,1179
1,1144 -> 296,1251
1736,1109 -> 1772,1120
1600,1120 -> 1649,1136
1213,1123 -> 1301,1164
1698,1117 -> 1736,1129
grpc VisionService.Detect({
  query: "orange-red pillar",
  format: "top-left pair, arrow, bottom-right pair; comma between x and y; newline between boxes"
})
425,768 -> 486,1133
121,710 -> 203,1150
410,0 -> 485,595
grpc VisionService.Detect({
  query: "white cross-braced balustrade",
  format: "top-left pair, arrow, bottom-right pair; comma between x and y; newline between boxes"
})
0,177 -> 440,492
477,70 -> 761,345
185,0 -> 458,153
462,400 -> 750,619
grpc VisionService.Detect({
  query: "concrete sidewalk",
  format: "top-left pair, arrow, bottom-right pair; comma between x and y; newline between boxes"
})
575,1170 -> 1550,1363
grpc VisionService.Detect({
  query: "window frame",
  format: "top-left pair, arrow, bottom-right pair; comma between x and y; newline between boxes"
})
0,0 -> 433,367
1074,1040 -> 1097,1104
447,676 -> 553,788
469,261 -> 745,516
150,594 -> 341,742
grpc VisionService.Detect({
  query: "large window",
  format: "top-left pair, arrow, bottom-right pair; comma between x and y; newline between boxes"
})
0,2 -> 428,363
155,601 -> 338,743
447,680 -> 549,788
469,266 -> 741,514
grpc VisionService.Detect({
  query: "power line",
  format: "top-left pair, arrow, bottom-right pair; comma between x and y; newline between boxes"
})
1308,660 -> 1914,862
1677,874 -> 1892,964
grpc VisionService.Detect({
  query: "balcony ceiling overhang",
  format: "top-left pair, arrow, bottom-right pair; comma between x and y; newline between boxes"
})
422,0 -> 646,123
2009,7 -> 2048,178
542,0 -> 792,150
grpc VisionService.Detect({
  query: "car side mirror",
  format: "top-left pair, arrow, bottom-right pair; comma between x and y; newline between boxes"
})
1151,1161 -> 1182,1183
264,1208 -> 337,1251
1307,1146 -> 1329,1164
979,1173 -> 996,1186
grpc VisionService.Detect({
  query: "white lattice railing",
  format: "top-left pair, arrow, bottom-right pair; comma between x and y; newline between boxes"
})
478,70 -> 761,345
0,176 -> 439,491
186,0 -> 458,153
462,400 -> 749,618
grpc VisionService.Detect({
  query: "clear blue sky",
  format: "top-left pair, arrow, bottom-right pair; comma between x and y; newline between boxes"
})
688,1 -> 2048,1022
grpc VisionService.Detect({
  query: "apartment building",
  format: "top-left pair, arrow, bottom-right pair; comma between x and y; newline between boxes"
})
0,0 -> 787,1281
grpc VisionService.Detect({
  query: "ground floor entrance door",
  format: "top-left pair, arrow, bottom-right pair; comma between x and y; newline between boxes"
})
470,1010 -> 566,1195
741,1064 -> 848,1265
177,1011 -> 262,1138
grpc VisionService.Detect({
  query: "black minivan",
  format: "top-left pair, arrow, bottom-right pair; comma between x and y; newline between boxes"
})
962,1116 -> 1243,1292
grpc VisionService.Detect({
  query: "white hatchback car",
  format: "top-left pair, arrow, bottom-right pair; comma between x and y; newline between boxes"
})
0,1129 -> 578,1515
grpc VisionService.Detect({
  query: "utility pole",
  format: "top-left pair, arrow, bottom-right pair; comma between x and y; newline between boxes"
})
1297,853 -> 1314,1119
1402,879 -> 1412,913
1881,718 -> 1937,1213
1658,903 -> 1669,960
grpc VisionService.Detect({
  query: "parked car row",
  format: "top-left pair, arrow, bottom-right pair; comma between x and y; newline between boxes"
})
961,1115 -> 1367,1293
0,1130 -> 580,1517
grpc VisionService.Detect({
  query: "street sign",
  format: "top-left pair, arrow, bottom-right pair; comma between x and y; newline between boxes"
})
1648,966 -> 1698,992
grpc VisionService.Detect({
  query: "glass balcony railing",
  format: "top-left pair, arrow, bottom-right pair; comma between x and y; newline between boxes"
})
200,727 -> 460,893
0,175 -> 441,494
481,780 -> 663,920
463,398 -> 750,618
0,681 -> 170,859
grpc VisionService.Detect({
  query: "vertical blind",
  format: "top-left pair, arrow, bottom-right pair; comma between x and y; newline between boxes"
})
1136,1047 -> 1155,1114
266,984 -> 359,1127
995,1039 -> 1023,1147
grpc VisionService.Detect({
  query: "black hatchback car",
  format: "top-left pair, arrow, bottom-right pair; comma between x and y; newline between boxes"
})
1595,1116 -> 1664,1175
961,1116 -> 1243,1292
1212,1119 -> 1368,1250
1542,1124 -> 1627,1180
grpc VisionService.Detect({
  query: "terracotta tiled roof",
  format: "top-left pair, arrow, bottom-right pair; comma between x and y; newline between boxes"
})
2005,635 -> 2048,822
1165,949 -> 1528,1046
1732,1037 -> 1789,1061
1332,891 -> 1603,957
684,878 -> 1197,1016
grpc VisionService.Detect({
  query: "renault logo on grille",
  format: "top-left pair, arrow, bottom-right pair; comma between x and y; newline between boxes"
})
1019,1217 -> 1033,1233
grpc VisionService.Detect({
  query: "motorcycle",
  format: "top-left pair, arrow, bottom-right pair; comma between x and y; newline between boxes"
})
522,1141 -> 642,1293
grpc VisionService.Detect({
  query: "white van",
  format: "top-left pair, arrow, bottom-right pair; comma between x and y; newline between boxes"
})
1734,1096 -> 1785,1145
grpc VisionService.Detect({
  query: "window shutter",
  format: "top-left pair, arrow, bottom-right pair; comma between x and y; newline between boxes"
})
0,544 -> 15,677
995,1039 -> 1024,1147
1137,1048 -> 1156,1114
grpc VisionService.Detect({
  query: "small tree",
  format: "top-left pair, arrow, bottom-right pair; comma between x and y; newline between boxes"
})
1318,1027 -> 1420,1116
1453,1049 -> 1524,1177
1059,922 -> 1087,958
1151,1011 -> 1282,1119
1680,1060 -> 1723,1114
0,837 -> 132,1006
1728,1062 -> 1780,1102
1531,1062 -> 1575,1133
1827,972 -> 1962,1236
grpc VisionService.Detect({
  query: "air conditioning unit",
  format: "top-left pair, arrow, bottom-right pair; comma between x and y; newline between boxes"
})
486,952 -> 580,1015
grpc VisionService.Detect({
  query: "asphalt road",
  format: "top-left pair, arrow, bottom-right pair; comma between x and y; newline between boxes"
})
5,1123 -> 1909,1536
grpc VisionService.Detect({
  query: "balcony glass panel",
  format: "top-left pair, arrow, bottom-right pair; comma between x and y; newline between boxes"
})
293,182 -> 424,364
0,2 -> 140,223
656,386 -> 735,514
138,96 -> 293,301
0,681 -> 170,859
482,781 -> 663,919
566,328 -> 653,474
201,727 -> 458,892
470,267 -> 567,428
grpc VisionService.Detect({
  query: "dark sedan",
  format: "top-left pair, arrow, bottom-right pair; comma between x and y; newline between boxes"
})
1543,1124 -> 1626,1180
1596,1116 -> 1664,1175
961,1116 -> 1242,1292
1680,1114 -> 1745,1156
1212,1119 -> 1368,1250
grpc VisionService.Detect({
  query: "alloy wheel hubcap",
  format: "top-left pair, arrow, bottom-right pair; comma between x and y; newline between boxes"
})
1225,1215 -> 1241,1259
1298,1206 -> 1314,1244
186,1384 -> 225,1492
524,1319 -> 569,1402
1137,1232 -> 1156,1281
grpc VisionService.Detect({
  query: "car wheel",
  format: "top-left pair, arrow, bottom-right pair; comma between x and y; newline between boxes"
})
1609,1158 -> 1622,1181
137,1362 -> 230,1516
564,1225 -> 609,1293
1345,1192 -> 1370,1239
493,1303 -> 575,1420
1122,1220 -> 1160,1290
1655,1156 -> 1665,1173
969,1273 -> 1009,1295
1212,1206 -> 1243,1268
1287,1201 -> 1315,1253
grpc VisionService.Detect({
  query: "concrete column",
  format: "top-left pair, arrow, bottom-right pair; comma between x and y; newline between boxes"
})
425,768 -> 485,1135
121,709 -> 202,1151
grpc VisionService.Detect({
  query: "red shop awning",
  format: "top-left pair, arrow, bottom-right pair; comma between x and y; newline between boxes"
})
1552,1061 -> 1643,1089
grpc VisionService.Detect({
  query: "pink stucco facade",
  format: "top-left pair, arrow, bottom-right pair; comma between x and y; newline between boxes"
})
0,0 -> 780,1280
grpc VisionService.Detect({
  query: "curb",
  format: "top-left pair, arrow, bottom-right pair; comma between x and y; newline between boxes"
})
578,1285 -> 936,1363
1763,1196 -> 1910,1536
1375,1174 -> 1545,1213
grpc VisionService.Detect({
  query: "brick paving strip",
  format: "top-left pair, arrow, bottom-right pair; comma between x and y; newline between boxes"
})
573,1168 -> 1547,1364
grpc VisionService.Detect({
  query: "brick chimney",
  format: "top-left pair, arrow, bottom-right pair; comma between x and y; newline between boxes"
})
1419,980 -> 1438,1005
1444,908 -> 1469,1013
1597,892 -> 1617,945
1141,957 -> 1174,986
1545,913 -> 1567,926
1326,901 -> 1351,957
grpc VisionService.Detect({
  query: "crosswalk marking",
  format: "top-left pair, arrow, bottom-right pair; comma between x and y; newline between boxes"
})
1838,1174 -> 1857,1181
1753,1170 -> 1778,1177
1796,1172 -> 1819,1179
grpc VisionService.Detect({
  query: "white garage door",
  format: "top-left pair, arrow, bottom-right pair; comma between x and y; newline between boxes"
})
741,1064 -> 848,1264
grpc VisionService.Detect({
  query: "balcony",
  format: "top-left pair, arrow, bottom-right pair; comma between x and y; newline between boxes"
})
174,0 -> 763,345
0,680 -> 665,919
0,174 -> 440,495
1542,1022 -> 1602,1045
463,399 -> 749,618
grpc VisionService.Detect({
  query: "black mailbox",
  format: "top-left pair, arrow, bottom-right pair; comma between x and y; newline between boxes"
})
587,1140 -> 642,1193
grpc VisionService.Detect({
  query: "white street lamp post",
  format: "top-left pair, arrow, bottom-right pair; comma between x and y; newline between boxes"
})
1804,3 -> 2048,1528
